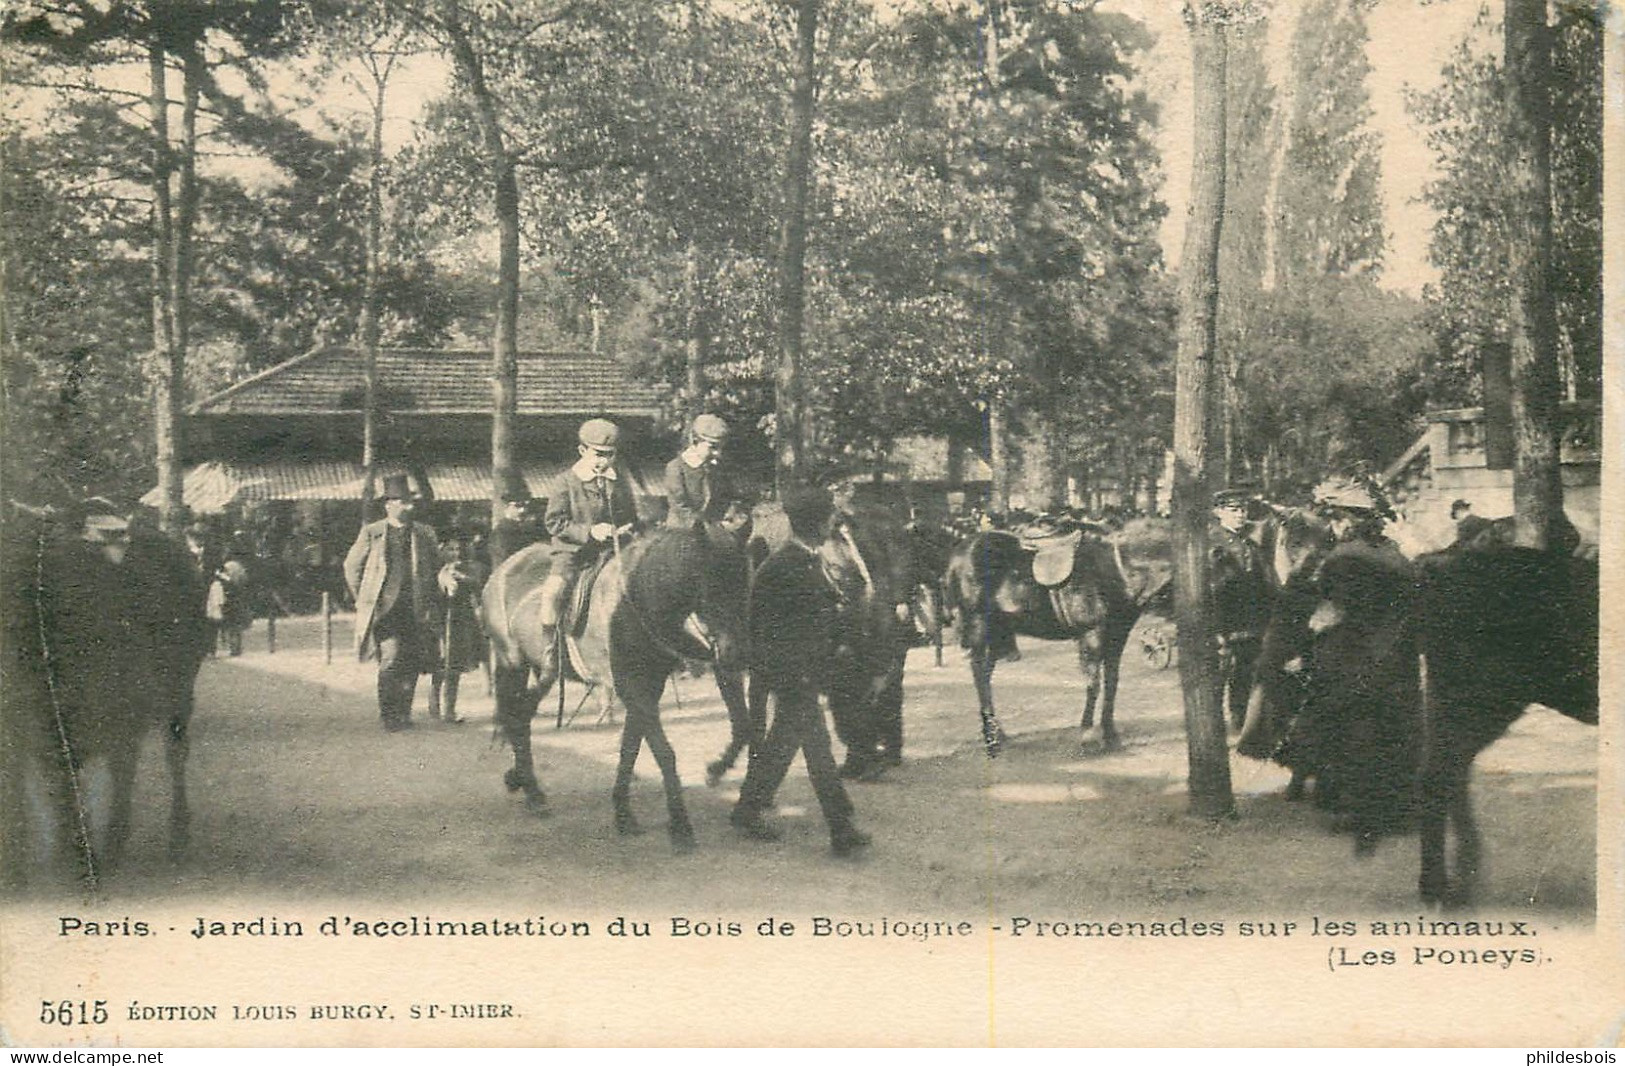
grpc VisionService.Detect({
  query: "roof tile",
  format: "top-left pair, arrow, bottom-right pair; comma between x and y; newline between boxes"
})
193,348 -> 668,417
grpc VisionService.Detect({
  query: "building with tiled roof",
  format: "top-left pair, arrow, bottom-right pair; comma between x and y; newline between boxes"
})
165,347 -> 675,510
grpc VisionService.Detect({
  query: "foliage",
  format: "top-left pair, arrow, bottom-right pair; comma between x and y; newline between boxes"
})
1408,4 -> 1602,405
1214,0 -> 1422,488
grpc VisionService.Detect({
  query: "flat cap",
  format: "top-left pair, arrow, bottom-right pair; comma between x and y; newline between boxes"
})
578,418 -> 621,449
692,413 -> 729,443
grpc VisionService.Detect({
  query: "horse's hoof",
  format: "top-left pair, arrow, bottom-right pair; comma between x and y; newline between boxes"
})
1100,731 -> 1122,752
704,761 -> 727,788
670,825 -> 697,853
503,768 -> 525,793
614,810 -> 643,836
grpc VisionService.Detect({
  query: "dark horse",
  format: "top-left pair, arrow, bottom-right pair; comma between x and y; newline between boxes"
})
2,503 -> 211,891
1237,509 -> 1598,904
943,518 -> 1171,754
705,504 -> 916,783
480,523 -> 749,850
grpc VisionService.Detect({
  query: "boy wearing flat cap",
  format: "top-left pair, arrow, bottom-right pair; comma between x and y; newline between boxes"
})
537,418 -> 641,678
664,413 -> 737,531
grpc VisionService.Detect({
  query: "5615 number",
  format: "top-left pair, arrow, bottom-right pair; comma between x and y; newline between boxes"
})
40,1000 -> 108,1026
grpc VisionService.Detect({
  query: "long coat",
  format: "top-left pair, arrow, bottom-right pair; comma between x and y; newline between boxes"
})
434,558 -> 489,673
343,518 -> 439,661
749,540 -> 841,691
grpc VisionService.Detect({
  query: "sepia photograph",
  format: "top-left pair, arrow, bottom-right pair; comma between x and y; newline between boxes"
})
0,0 -> 1617,1049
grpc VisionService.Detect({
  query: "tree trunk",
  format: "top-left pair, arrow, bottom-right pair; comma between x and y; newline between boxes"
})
147,39 -> 179,526
774,0 -> 818,495
359,58 -> 391,526
1173,13 -> 1233,820
447,17 -> 521,560
685,242 -> 703,417
1503,0 -> 1564,549
988,402 -> 1009,514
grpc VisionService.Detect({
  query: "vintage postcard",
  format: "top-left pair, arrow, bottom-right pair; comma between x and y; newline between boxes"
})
1,0 -> 1618,1048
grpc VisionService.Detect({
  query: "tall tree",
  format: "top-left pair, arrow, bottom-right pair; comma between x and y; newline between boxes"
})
3,0 -> 307,528
386,0 -> 588,558
1500,0 -> 1564,550
1409,6 -> 1601,409
1273,0 -> 1385,286
774,0 -> 819,491
1215,0 -> 1418,492
1173,0 -> 1236,821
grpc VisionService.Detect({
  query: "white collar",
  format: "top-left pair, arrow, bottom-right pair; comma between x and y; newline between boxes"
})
572,456 -> 617,482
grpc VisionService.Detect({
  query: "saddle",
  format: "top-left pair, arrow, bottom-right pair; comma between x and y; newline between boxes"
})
564,553 -> 613,637
1018,521 -> 1085,589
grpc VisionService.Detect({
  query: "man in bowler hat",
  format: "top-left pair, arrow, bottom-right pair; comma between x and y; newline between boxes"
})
345,474 -> 440,732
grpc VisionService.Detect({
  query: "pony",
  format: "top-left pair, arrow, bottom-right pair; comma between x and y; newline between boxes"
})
942,517 -> 1172,754
1237,505 -> 1598,903
480,523 -> 750,850
2,502 -> 211,891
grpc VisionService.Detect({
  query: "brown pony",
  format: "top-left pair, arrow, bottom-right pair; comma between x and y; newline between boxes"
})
481,524 -> 750,849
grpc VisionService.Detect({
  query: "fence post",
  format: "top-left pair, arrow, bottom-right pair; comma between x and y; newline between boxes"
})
322,591 -> 332,665
266,612 -> 277,655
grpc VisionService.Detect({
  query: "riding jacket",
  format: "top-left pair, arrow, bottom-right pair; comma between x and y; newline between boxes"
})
542,458 -> 640,569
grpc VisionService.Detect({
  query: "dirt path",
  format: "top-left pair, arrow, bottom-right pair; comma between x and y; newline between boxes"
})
78,612 -> 1595,919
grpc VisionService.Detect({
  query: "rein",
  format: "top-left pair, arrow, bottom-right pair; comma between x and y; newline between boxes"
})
28,526 -> 101,889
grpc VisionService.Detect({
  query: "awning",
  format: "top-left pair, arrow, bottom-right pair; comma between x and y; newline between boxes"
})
145,458 -> 669,512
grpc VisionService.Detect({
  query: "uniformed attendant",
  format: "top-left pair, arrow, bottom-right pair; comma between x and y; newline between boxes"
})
490,469 -> 545,566
822,476 -> 914,778
731,485 -> 871,857
344,474 -> 440,732
1208,488 -> 1270,731
537,418 -> 641,679
663,413 -> 735,530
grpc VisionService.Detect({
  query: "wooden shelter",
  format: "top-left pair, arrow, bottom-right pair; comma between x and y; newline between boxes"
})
150,347 -> 674,512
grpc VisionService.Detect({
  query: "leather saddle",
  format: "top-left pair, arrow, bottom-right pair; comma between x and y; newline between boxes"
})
564,552 -> 614,637
1019,521 -> 1085,588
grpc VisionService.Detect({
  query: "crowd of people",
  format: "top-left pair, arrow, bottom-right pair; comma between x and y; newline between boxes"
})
35,401 -> 1572,866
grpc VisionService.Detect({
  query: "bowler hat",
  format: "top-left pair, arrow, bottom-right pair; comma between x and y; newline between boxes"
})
1212,489 -> 1250,510
692,413 -> 729,444
379,473 -> 415,501
578,418 -> 621,450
